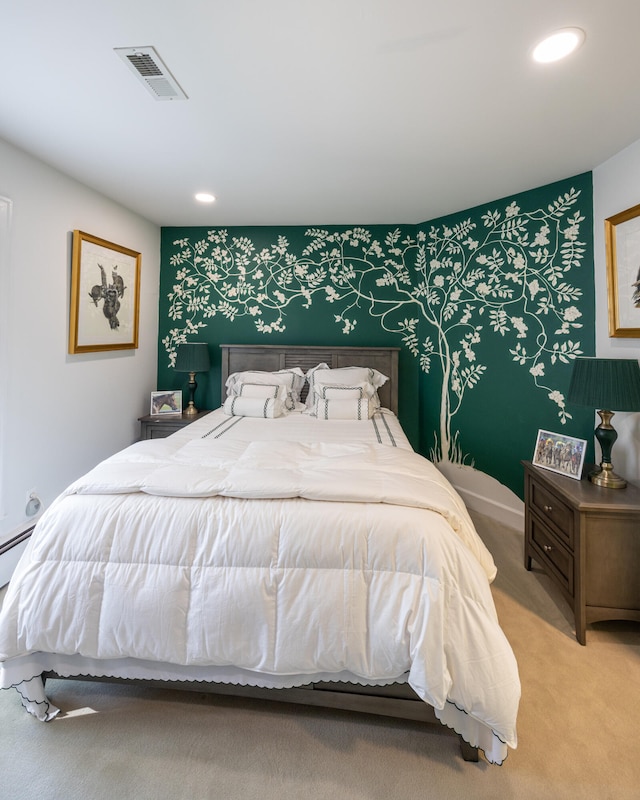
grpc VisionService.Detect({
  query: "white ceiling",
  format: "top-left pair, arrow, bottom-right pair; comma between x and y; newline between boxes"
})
2,1 -> 640,228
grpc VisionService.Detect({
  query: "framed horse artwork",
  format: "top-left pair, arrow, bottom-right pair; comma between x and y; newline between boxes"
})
532,429 -> 587,480
150,390 -> 182,416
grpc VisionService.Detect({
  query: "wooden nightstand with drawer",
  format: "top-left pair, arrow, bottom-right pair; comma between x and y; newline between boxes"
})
138,410 -> 212,439
523,460 -> 640,645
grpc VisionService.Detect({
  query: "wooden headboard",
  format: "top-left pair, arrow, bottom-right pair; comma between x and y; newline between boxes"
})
220,344 -> 400,414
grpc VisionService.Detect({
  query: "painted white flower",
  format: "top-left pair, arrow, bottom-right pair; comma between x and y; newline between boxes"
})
512,252 -> 526,270
434,275 -> 445,287
510,316 -> 528,338
533,224 -> 550,246
563,223 -> 580,241
462,341 -> 476,361
460,305 -> 474,325
505,201 -> 520,218
548,390 -> 566,409
529,362 -> 545,377
324,286 -> 340,303
563,306 -> 582,322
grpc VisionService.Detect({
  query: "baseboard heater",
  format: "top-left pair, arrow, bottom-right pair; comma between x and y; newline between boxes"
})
0,524 -> 35,557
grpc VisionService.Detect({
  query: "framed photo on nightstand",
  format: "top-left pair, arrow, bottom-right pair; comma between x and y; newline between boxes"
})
532,429 -> 586,480
150,390 -> 182,416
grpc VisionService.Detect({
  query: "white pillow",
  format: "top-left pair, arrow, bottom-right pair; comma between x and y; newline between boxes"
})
306,364 -> 387,409
226,368 -> 305,411
237,382 -> 288,402
223,396 -> 285,418
314,398 -> 375,420
306,364 -> 388,389
317,382 -> 375,400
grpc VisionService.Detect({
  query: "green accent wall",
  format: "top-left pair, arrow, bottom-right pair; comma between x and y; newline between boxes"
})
159,172 -> 595,497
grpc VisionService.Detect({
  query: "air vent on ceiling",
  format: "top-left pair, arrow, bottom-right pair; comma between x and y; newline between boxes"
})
114,46 -> 188,101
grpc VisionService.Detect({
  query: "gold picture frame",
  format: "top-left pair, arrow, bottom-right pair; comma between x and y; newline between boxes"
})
604,203 -> 640,338
69,230 -> 141,354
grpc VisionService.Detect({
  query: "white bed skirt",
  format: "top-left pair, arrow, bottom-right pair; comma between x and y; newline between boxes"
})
2,653 -> 509,764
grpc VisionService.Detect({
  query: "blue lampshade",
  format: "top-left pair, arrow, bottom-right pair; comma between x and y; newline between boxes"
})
567,358 -> 640,411
175,343 -> 211,373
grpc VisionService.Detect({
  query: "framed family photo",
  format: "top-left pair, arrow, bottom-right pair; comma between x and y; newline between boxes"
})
69,230 -> 141,354
532,429 -> 587,480
150,390 -> 182,416
604,203 -> 640,338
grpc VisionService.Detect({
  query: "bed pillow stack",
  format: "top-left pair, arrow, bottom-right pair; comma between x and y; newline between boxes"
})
224,368 -> 305,417
305,364 -> 388,420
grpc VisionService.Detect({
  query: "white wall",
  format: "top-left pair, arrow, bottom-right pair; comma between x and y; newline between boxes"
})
0,137 -> 160,549
593,139 -> 640,486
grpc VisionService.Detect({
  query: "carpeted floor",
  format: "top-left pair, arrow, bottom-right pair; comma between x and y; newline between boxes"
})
1,510 -> 639,800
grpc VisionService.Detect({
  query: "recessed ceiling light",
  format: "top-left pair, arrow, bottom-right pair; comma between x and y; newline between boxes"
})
532,27 -> 585,63
195,193 -> 216,203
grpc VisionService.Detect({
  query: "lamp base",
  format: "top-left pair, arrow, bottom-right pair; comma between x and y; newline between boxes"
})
184,371 -> 198,415
588,464 -> 627,489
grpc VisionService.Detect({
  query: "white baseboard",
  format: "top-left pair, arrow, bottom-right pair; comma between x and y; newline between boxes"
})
453,484 -> 524,531
435,461 -> 525,532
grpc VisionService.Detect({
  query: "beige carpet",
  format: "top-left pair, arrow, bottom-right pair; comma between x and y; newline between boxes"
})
1,510 -> 639,800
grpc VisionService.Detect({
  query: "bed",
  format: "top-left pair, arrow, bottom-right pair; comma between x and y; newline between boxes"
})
0,344 -> 520,765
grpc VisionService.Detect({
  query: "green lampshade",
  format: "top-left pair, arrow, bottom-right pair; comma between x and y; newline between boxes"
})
567,358 -> 640,411
175,343 -> 211,373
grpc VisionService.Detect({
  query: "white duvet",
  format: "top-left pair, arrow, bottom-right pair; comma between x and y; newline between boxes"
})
0,410 -> 520,764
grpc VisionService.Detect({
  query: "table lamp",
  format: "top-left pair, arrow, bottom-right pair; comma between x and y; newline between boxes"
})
175,342 -> 211,416
567,357 -> 640,488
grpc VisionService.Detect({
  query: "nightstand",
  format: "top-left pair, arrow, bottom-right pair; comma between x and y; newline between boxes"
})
523,460 -> 640,644
138,410 -> 212,439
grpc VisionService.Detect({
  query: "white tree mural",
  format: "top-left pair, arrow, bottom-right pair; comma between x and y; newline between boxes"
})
163,186 -> 587,467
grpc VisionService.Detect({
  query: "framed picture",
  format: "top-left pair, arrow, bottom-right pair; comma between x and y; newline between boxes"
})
150,390 -> 182,416
604,203 -> 640,338
532,429 -> 587,480
69,230 -> 141,354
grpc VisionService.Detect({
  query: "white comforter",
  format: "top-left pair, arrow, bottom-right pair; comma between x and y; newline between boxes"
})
0,410 -> 520,763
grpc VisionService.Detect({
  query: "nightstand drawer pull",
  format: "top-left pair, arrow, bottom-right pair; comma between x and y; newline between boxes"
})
543,544 -> 553,553
544,504 -> 553,513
